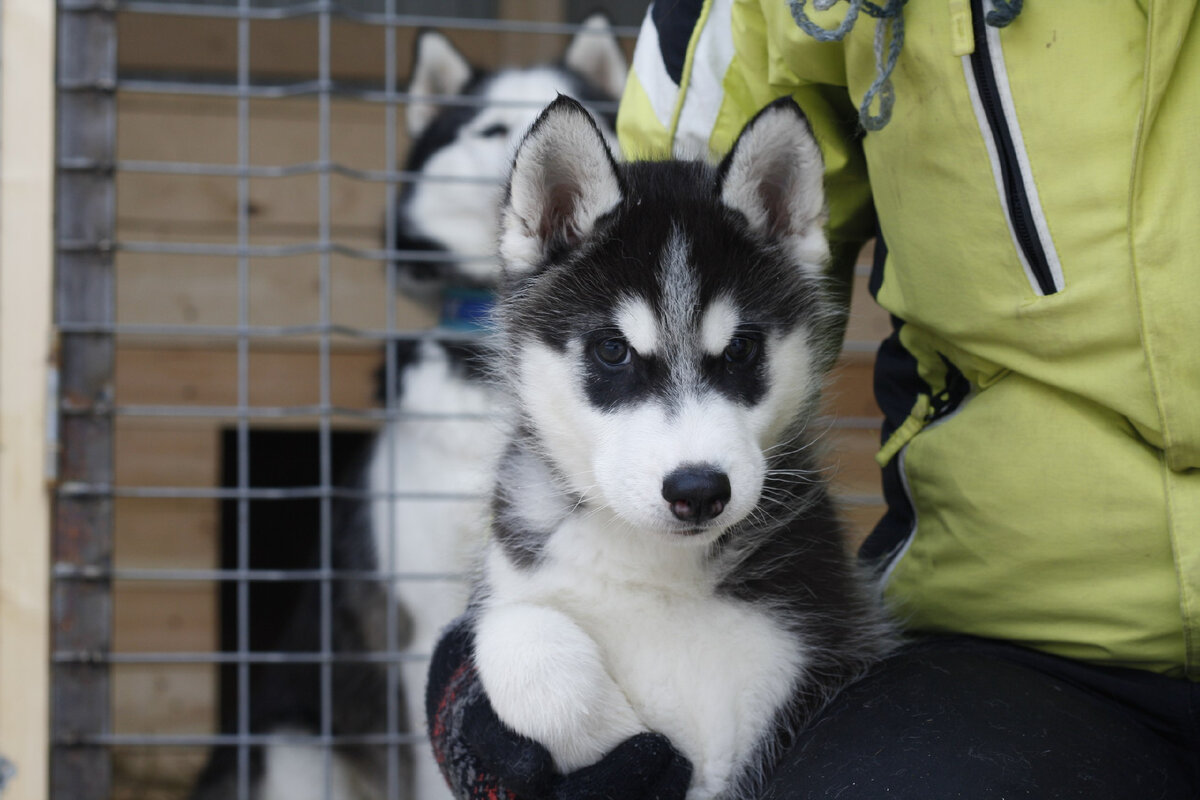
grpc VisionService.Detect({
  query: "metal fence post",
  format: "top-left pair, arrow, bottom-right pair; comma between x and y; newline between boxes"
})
53,3 -> 117,799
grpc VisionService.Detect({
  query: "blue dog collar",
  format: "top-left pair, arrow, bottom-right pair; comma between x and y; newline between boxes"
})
440,287 -> 495,331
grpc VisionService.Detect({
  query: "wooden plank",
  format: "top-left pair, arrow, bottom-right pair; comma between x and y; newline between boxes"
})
115,421 -> 220,489
111,748 -> 208,800
111,663 -> 216,742
115,250 -> 434,337
116,10 -> 603,82
113,584 -> 217,655
113,91 -> 432,333
116,95 -> 400,231
115,345 -> 384,410
115,498 -> 218,571
0,1 -> 56,798
114,582 -> 218,657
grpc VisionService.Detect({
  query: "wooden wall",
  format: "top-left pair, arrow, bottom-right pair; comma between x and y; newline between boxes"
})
108,7 -> 888,796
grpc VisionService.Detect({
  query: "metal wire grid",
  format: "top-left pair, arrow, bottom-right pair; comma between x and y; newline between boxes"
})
52,3 -> 639,798
51,3 -> 884,798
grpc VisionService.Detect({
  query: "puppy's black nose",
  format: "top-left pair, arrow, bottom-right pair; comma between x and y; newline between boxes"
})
662,466 -> 731,524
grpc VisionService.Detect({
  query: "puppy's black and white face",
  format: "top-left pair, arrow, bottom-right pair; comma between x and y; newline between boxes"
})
498,97 -> 836,541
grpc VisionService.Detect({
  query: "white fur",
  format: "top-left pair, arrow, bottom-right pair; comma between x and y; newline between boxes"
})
499,104 -> 622,273
562,13 -> 629,101
590,394 -> 766,533
615,296 -> 659,355
719,105 -> 829,271
700,296 -> 738,356
368,342 -> 502,800
514,325 -> 817,538
482,335 -> 821,797
259,736 -> 375,800
474,600 -> 646,771
473,96 -> 844,800
491,325 -> 822,798
409,68 -> 603,285
405,18 -> 625,286
406,32 -> 473,136
476,510 -> 807,800
384,33 -> 625,800
758,327 -> 821,449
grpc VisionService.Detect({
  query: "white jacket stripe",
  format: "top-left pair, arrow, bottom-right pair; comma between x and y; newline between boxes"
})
630,9 -> 681,135
963,0 -> 1064,295
673,0 -> 735,158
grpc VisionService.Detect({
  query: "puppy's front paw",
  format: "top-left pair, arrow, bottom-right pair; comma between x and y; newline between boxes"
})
474,603 -> 646,772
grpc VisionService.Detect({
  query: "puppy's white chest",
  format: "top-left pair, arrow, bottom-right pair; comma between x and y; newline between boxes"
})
578,583 -> 801,796
481,531 -> 806,799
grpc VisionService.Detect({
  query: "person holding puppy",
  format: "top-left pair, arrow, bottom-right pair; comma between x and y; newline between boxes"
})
426,2 -> 1200,797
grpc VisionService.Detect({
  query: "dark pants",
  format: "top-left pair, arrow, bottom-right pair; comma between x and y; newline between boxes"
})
764,637 -> 1200,799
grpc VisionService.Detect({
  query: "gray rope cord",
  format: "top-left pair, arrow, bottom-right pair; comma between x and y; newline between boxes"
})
785,0 -> 1026,130
985,0 -> 1024,28
785,0 -> 907,130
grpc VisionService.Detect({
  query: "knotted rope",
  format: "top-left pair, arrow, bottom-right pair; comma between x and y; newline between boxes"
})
785,0 -> 1025,130
985,0 -> 1024,28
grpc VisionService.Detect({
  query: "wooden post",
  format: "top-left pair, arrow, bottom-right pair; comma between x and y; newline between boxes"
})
0,1 -> 57,799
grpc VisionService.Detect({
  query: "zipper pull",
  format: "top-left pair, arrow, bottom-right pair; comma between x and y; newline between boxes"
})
876,393 -> 933,467
949,0 -> 974,56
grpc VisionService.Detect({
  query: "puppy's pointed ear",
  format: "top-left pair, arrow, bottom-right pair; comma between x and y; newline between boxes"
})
407,31 -> 473,137
500,96 -> 623,274
717,98 -> 829,271
563,13 -> 628,101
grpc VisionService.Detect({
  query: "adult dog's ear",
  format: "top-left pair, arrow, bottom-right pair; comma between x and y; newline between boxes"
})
499,95 -> 623,275
406,30 -> 474,137
563,13 -> 628,101
717,98 -> 829,272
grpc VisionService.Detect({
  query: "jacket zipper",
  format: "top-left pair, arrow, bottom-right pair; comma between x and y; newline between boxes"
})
966,0 -> 1063,296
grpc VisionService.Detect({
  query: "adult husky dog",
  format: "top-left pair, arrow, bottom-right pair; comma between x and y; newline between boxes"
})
464,96 -> 892,800
189,22 -> 626,800
391,15 -> 626,303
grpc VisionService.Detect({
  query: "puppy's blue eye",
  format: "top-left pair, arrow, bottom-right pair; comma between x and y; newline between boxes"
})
724,336 -> 758,364
479,123 -> 509,138
594,337 -> 631,366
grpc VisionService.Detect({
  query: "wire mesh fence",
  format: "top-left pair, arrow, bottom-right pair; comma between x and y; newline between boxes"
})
51,2 -> 886,798
53,3 -> 641,798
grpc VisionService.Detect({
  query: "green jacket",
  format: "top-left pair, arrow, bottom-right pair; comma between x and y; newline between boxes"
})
617,0 -> 1200,679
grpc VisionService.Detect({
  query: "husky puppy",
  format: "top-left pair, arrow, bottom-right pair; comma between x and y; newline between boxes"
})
467,96 -> 893,800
